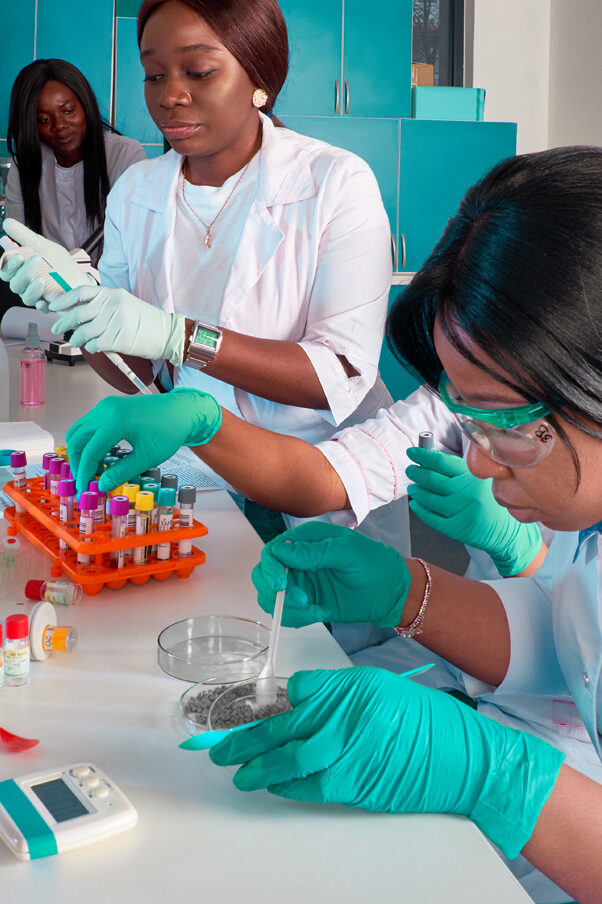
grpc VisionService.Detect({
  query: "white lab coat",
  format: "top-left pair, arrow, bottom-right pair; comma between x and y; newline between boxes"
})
99,112 -> 410,552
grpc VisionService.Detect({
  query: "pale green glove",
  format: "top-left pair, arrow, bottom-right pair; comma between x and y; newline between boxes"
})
48,284 -> 186,363
406,448 -> 542,576
251,522 -> 411,629
0,218 -> 95,312
210,666 -> 564,860
66,388 -> 222,495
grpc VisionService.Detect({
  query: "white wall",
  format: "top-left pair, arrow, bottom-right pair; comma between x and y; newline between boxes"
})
469,0 -> 551,154
548,0 -> 602,147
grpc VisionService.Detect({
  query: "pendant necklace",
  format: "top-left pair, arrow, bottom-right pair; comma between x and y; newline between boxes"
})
181,159 -> 251,250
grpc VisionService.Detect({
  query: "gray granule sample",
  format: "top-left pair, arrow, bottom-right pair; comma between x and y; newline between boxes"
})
184,681 -> 290,729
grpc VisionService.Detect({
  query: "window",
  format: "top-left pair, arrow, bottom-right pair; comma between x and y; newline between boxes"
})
412,0 -> 465,86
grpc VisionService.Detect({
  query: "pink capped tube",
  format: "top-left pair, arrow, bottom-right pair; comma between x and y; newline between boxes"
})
48,456 -> 64,495
110,495 -> 129,569
78,491 -> 98,565
10,450 -> 27,513
42,452 -> 56,489
57,478 -> 76,550
60,461 -> 73,481
88,480 -> 106,525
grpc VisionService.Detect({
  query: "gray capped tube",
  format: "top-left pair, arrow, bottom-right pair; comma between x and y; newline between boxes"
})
177,485 -> 196,558
418,431 -> 434,450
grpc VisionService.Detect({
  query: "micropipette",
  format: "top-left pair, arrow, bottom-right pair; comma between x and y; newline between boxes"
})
0,233 -> 151,395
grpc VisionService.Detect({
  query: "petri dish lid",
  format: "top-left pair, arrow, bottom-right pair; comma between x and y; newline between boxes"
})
157,614 -> 269,682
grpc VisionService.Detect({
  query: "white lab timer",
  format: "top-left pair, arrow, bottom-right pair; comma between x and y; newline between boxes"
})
0,763 -> 137,860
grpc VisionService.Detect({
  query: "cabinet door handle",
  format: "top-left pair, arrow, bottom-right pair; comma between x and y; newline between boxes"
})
334,80 -> 340,114
400,233 -> 407,270
391,233 -> 398,271
344,81 -> 350,114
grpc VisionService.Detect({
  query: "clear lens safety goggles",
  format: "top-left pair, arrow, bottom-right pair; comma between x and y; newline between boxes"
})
438,373 -> 556,467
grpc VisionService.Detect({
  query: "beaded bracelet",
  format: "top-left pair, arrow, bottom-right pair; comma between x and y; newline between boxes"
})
394,558 -> 432,639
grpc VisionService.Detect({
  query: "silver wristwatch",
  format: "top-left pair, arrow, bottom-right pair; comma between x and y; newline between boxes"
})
183,320 -> 223,370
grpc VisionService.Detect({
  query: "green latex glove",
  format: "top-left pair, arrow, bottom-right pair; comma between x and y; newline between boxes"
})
406,448 -> 542,576
66,388 -> 222,495
48,284 -> 186,364
210,666 -> 564,860
251,522 -> 411,629
0,218 -> 96,312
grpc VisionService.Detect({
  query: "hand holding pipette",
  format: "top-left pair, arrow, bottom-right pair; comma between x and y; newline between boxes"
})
0,220 -> 152,395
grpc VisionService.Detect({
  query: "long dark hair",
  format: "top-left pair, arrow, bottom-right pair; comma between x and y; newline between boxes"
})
7,59 -> 112,235
387,146 -> 602,448
137,0 -> 289,125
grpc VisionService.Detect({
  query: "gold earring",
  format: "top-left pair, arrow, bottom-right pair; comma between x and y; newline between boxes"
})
252,88 -> 268,108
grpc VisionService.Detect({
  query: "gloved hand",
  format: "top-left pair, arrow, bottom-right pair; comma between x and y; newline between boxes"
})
48,285 -> 187,363
0,218 -> 95,312
66,388 -> 222,495
251,522 -> 411,629
406,448 -> 542,576
210,666 -> 564,860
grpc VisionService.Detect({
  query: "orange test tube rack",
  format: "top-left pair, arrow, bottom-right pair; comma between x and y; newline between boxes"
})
3,477 -> 208,596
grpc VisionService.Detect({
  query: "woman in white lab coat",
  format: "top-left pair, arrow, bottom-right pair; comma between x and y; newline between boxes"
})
3,0 -> 406,551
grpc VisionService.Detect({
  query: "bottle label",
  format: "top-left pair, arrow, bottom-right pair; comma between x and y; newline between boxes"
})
5,647 -> 30,678
79,514 -> 94,534
44,582 -> 71,606
157,512 -> 173,560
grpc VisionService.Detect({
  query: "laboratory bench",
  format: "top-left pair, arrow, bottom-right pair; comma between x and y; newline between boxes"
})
1,352 -> 534,902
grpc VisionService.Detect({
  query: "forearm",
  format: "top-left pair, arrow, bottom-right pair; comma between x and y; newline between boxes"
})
521,764 -> 602,904
80,349 -> 154,394
191,409 -> 349,516
402,560 -> 511,686
515,540 -> 548,576
186,319 -> 355,410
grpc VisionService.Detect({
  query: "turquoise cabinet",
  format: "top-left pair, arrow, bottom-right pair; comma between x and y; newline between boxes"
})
115,17 -> 163,146
276,0 -> 342,116
0,2 -> 37,143
343,0 -> 412,117
276,0 -> 412,118
397,119 -> 517,272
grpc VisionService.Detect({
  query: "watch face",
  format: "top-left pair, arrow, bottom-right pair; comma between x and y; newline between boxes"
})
194,325 -> 219,350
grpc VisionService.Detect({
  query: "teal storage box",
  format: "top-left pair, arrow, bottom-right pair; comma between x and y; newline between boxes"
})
411,87 -> 486,121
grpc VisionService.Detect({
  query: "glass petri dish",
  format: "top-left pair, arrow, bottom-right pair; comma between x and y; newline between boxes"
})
208,677 -> 292,731
180,672 -> 259,735
157,615 -> 269,682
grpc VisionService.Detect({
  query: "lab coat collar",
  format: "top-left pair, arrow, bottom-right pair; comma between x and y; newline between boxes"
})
573,521 -> 602,562
129,112 -> 317,214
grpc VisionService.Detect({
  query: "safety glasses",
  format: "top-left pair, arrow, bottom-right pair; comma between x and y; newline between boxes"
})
438,372 -> 556,467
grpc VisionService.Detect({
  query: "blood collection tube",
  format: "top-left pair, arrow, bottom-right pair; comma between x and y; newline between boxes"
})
110,495 -> 129,569
115,449 -> 130,459
54,444 -> 68,460
88,480 -> 106,525
77,491 -> 98,565
133,490 -> 154,565
10,450 -> 27,513
177,485 -> 196,557
48,456 -> 64,495
109,445 -> 121,457
141,482 -> 160,554
141,467 -> 161,484
42,451 -> 56,489
107,484 -> 125,518
160,473 -> 178,491
57,478 -> 76,550
156,487 -> 176,561
122,484 -> 140,559
60,461 -> 73,481
10,450 -> 27,489
418,431 -> 434,450
25,578 -> 83,606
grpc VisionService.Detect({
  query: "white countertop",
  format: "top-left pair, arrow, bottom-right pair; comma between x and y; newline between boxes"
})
1,345 -> 533,903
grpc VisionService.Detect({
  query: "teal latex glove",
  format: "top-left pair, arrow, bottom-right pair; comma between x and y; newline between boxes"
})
251,522 -> 411,629
210,666 -> 564,860
406,447 -> 542,576
66,388 -> 222,495
0,219 -> 95,312
47,284 -> 186,364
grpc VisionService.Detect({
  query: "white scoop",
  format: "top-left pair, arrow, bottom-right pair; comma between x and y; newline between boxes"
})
254,567 -> 288,702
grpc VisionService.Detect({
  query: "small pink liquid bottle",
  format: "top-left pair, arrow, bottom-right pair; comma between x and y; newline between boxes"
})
20,322 -> 45,407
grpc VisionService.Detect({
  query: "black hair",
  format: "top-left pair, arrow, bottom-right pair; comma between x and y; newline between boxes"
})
387,146 -> 602,450
137,0 -> 289,126
7,59 -> 114,235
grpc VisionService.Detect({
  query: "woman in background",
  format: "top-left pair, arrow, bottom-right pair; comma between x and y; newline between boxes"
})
5,58 -> 145,264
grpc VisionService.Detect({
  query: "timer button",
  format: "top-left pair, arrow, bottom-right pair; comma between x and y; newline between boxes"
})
92,784 -> 110,799
84,775 -> 100,790
70,766 -> 91,778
